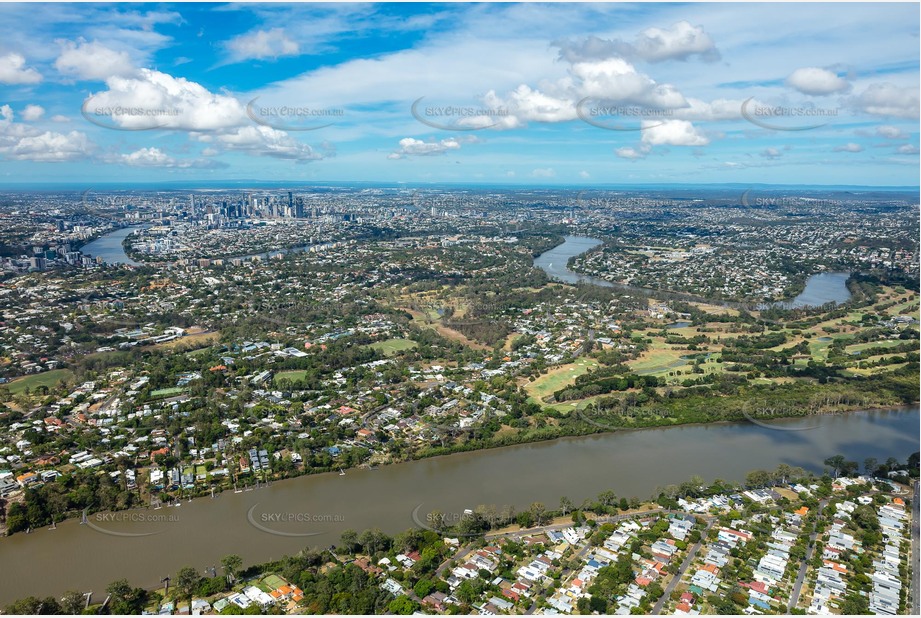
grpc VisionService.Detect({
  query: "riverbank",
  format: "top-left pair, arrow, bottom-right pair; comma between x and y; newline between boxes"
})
0,408 -> 916,605
3,388 -> 916,538
536,235 -> 854,309
79,224 -> 148,266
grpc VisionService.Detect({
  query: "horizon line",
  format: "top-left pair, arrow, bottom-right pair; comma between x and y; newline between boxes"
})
0,180 -> 918,192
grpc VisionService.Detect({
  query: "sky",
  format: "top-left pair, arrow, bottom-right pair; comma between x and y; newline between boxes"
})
0,1 -> 918,186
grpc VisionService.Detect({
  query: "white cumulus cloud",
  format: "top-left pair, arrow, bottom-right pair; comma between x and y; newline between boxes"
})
113,147 -> 226,169
388,137 -> 461,159
875,125 -> 907,139
22,105 -> 45,121
851,83 -> 920,119
615,145 -> 651,160
640,119 -> 709,146
557,21 -> 720,64
0,52 -> 42,84
226,28 -> 300,61
834,142 -> 863,153
55,40 -> 136,81
0,103 -> 93,162
786,67 -> 851,96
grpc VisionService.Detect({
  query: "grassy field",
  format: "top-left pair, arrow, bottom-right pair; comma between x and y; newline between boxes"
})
503,332 -> 522,352
150,387 -> 185,398
185,347 -> 214,358
403,307 -> 490,350
842,362 -> 909,377
155,331 -> 220,350
524,357 -> 598,403
274,370 -> 309,385
689,301 -> 739,316
844,339 -> 909,354
369,338 -> 418,356
889,299 -> 919,314
544,394 -> 606,414
627,341 -> 690,375
5,369 -> 74,395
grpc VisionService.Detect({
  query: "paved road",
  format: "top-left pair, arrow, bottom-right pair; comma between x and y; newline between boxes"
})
911,482 -> 919,615
434,508 -> 710,615
525,532 -> 599,615
788,498 -> 829,611
652,518 -> 714,615
436,546 -> 473,577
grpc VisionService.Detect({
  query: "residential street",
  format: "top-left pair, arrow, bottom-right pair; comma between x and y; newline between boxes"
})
788,498 -> 829,611
651,518 -> 714,615
911,482 -> 919,615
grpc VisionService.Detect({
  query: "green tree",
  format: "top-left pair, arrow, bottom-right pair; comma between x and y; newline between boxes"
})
5,596 -> 61,615
106,579 -> 147,614
175,566 -> 201,607
559,496 -> 574,517
530,502 -> 546,526
339,529 -> 360,553
413,578 -> 434,598
388,595 -> 419,615
589,595 -> 608,613
60,590 -> 85,614
221,554 -> 243,584
824,455 -> 846,478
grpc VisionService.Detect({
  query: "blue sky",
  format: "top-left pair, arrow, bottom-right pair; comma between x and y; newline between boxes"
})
0,2 -> 918,186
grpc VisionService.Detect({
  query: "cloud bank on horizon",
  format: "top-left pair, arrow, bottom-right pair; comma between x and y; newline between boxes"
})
0,2 -> 918,186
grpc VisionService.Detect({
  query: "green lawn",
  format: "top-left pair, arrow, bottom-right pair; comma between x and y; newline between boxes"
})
545,394 -> 606,414
885,298 -> 919,316
5,369 -> 74,395
369,338 -> 418,356
627,342 -> 689,375
150,387 -> 185,398
262,574 -> 286,590
274,370 -> 309,385
185,347 -> 213,358
525,357 -> 598,403
844,339 -> 909,354
841,362 -> 909,377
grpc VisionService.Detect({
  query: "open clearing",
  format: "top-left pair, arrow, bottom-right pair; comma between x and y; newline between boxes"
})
370,338 -> 418,356
274,370 -> 309,385
5,369 -> 74,396
402,308 -> 490,350
155,331 -> 220,350
524,357 -> 598,402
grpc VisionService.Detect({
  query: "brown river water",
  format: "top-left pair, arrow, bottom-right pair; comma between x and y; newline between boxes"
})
0,406 -> 917,604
